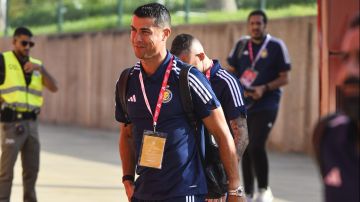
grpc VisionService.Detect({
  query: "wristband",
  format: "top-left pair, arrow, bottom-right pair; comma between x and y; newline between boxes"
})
122,175 -> 134,183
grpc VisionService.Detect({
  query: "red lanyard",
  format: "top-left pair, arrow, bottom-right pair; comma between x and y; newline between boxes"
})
205,61 -> 214,80
247,34 -> 271,69
248,41 -> 255,64
139,57 -> 173,132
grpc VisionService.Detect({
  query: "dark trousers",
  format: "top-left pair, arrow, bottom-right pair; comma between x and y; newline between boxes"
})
0,120 -> 40,202
241,109 -> 278,196
132,195 -> 205,202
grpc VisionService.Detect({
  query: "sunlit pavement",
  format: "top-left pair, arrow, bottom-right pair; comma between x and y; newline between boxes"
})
3,123 -> 321,202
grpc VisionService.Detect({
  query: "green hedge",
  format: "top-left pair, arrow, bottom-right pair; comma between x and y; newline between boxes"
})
9,0 -> 205,27
237,0 -> 316,8
9,0 -> 316,27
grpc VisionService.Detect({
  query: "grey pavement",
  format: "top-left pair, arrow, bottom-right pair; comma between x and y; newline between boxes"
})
3,123 -> 322,202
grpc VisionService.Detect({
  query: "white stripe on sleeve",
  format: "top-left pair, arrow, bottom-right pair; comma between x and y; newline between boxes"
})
217,69 -> 244,106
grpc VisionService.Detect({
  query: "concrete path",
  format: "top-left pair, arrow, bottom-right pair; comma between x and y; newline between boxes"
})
3,123 -> 322,202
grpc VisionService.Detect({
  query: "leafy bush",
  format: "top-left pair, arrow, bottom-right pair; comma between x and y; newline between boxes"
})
9,0 -> 205,27
237,0 -> 316,8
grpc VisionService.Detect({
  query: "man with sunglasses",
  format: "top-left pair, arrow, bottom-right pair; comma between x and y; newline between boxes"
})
0,27 -> 58,202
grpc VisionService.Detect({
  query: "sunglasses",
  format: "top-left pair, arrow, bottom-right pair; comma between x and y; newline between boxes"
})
20,40 -> 35,48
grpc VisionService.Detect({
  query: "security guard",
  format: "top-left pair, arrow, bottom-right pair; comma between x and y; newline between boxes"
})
0,27 -> 58,202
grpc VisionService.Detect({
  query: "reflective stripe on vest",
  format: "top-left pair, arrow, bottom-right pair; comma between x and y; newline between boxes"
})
0,51 -> 43,112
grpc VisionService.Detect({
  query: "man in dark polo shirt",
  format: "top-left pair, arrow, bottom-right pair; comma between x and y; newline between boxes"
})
171,33 -> 249,201
115,3 -> 244,202
313,14 -> 359,202
0,27 -> 58,202
227,10 -> 291,202
171,33 -> 248,159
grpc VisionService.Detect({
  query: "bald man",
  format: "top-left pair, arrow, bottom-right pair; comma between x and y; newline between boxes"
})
171,34 -> 249,200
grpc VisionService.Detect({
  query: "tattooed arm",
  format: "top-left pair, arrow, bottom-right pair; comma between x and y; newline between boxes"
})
229,116 -> 249,160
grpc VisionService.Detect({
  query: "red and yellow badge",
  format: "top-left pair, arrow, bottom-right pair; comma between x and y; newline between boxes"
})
162,88 -> 173,103
261,49 -> 268,58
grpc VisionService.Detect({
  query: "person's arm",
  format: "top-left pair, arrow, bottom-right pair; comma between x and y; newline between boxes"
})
229,116 -> 249,160
24,62 -> 58,92
248,70 -> 289,100
119,123 -> 136,201
202,107 -> 245,202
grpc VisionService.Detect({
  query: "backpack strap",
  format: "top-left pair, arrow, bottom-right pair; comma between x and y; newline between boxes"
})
179,65 -> 206,164
179,65 -> 197,132
117,67 -> 132,124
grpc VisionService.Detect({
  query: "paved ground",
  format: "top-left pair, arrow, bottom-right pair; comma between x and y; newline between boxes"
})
3,123 -> 322,202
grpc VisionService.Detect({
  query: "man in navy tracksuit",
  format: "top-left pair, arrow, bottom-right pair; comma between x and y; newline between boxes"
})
227,10 -> 291,202
115,3 -> 245,202
171,33 -> 249,201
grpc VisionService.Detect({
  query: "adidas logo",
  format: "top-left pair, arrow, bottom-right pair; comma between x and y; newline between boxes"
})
128,95 -> 136,102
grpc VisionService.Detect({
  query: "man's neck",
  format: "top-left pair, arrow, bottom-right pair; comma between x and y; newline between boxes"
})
12,50 -> 28,63
141,49 -> 168,76
201,57 -> 213,73
251,34 -> 266,44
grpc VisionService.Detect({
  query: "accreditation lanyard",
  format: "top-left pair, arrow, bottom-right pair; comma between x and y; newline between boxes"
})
205,61 -> 214,80
139,57 -> 173,132
248,34 -> 271,69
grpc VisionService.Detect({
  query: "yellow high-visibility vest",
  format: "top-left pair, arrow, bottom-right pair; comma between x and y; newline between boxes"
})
0,51 -> 43,112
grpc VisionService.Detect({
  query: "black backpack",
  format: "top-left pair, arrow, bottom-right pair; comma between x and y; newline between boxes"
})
117,65 -> 228,198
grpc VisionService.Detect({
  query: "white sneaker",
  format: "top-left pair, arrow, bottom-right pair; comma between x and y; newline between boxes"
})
255,187 -> 274,202
246,195 -> 254,202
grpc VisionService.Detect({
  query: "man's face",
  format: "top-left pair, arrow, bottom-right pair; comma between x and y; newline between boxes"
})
340,28 -> 359,82
130,16 -> 167,60
338,27 -> 359,121
13,34 -> 34,57
179,43 -> 203,71
181,52 -> 202,70
248,15 -> 266,40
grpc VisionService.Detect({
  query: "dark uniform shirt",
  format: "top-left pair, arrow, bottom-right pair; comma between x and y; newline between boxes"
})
316,114 -> 359,202
115,52 -> 220,200
227,35 -> 291,113
208,59 -> 246,126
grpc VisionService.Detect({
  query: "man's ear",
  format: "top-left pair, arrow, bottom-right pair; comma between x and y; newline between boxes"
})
162,27 -> 171,41
179,53 -> 189,63
198,52 -> 205,61
12,38 -> 16,46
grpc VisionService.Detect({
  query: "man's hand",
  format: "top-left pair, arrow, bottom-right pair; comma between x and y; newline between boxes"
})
245,85 -> 266,100
123,180 -> 134,201
24,61 -> 58,92
24,61 -> 42,73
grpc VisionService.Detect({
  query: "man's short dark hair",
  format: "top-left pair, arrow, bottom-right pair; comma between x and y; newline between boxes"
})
133,3 -> 171,28
350,13 -> 360,29
13,27 -> 33,37
248,10 -> 268,25
170,33 -> 194,57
